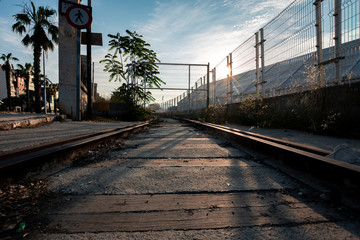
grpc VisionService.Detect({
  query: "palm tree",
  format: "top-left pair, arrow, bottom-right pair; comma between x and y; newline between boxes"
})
16,63 -> 33,111
1,53 -> 19,110
12,1 -> 58,113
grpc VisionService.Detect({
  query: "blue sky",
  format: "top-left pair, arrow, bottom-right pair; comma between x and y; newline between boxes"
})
0,0 -> 290,98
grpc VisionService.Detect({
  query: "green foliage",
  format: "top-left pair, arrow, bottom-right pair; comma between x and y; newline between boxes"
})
54,115 -> 66,122
200,105 -> 226,124
100,30 -> 164,88
16,63 -> 33,111
101,30 -> 164,120
110,83 -> 154,121
0,96 -> 30,111
12,0 -> 58,113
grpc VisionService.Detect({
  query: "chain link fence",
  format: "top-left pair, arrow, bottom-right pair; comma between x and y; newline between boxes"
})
93,0 -> 359,114
210,0 -> 360,105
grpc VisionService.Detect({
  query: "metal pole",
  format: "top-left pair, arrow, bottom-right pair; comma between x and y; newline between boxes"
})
142,66 -> 146,109
314,0 -> 323,84
213,68 -> 216,106
260,28 -> 266,97
188,65 -> 191,115
334,0 -> 342,84
86,0 -> 92,119
226,55 -> 230,104
76,29 -> 81,121
229,53 -> 233,104
191,87 -> 193,111
43,50 -> 47,114
206,63 -> 210,108
255,32 -> 260,96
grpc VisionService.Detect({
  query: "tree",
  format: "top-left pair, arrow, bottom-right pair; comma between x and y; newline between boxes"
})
12,1 -> 58,113
100,30 -> 164,112
16,63 -> 33,111
148,103 -> 161,112
1,53 -> 19,110
41,75 -> 58,113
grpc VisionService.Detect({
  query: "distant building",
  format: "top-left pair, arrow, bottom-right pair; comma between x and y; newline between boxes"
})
0,64 -> 35,100
0,65 -> 21,99
0,66 -> 6,100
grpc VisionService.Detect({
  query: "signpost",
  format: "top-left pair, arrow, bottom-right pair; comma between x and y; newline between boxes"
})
65,4 -> 92,29
65,3 -> 92,120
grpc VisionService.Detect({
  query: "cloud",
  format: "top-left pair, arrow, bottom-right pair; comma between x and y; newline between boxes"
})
96,0 -> 291,98
0,17 -> 33,56
133,0 -> 290,67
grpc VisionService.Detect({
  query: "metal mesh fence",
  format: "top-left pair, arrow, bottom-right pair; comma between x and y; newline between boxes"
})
209,0 -> 360,107
93,62 -> 209,112
93,0 -> 359,113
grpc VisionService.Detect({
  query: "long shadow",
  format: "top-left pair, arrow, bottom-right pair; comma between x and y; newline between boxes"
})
45,118 -> 360,237
227,144 -> 360,239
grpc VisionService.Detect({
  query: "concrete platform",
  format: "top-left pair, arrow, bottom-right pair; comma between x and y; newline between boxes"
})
0,112 -> 60,130
0,113 -> 139,154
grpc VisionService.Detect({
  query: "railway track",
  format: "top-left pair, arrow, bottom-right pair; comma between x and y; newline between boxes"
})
0,121 -> 149,178
1,118 -> 360,239
181,118 -> 360,207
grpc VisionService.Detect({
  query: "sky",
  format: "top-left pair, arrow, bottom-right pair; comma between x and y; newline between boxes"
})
0,0 -> 290,100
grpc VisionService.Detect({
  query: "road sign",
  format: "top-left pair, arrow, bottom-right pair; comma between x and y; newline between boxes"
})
65,4 -> 92,29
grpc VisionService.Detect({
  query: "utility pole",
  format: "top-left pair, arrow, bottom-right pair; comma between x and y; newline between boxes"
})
86,0 -> 92,119
43,50 -> 47,114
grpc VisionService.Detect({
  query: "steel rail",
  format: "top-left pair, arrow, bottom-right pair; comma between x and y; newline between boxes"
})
180,118 -> 360,207
0,122 -> 149,177
203,122 -> 332,156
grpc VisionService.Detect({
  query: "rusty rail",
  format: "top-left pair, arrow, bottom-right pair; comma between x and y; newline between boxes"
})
0,122 -> 149,178
181,118 -> 360,208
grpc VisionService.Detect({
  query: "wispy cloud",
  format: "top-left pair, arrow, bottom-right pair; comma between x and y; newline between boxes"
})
0,17 -> 59,82
0,17 -> 33,56
134,0 -> 289,68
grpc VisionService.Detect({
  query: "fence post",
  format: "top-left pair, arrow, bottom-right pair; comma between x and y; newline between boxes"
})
212,67 -> 216,106
188,65 -> 191,115
191,87 -> 194,112
255,32 -> 260,96
226,55 -> 233,104
260,28 -> 266,97
229,53 -> 233,104
226,56 -> 229,104
334,0 -> 342,84
314,0 -> 324,84
207,63 -> 210,108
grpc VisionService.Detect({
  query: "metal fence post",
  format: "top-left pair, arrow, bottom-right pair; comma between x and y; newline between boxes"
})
206,63 -> 210,108
260,28 -> 266,97
191,87 -> 194,112
226,55 -> 230,104
212,67 -> 216,106
188,65 -> 191,115
229,53 -> 233,104
314,0 -> 324,84
255,32 -> 260,96
334,0 -> 342,84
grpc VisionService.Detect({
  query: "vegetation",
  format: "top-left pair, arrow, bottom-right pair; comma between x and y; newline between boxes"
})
198,84 -> 359,138
15,63 -> 33,111
12,0 -> 58,113
100,30 -> 164,120
1,53 -> 19,110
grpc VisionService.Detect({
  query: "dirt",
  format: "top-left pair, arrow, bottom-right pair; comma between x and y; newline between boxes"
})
0,178 -> 51,240
0,135 -> 129,240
